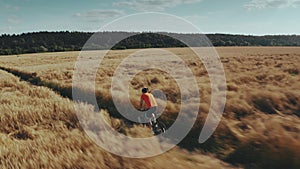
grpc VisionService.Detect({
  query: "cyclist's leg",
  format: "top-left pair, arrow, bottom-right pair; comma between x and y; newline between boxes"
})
143,111 -> 151,128
145,107 -> 155,124
137,114 -> 141,123
147,107 -> 157,133
150,107 -> 157,124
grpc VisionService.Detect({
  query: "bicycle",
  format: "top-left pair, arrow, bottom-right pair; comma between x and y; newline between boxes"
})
138,109 -> 166,135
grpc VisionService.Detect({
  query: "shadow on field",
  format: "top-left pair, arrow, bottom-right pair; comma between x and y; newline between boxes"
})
0,66 -> 121,119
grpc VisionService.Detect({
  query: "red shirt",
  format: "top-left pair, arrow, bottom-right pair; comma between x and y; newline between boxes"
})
141,93 -> 158,109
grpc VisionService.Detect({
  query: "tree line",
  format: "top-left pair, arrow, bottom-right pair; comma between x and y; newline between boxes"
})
0,31 -> 300,55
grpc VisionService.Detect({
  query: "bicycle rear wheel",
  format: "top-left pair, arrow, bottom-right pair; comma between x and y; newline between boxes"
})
153,121 -> 166,135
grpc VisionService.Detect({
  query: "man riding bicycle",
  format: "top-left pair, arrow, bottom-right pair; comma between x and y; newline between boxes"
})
139,87 -> 158,127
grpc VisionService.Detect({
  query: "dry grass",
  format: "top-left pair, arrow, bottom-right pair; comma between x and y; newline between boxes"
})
0,47 -> 300,168
0,68 -> 235,168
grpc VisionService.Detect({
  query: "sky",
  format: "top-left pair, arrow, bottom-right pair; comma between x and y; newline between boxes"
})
0,0 -> 300,35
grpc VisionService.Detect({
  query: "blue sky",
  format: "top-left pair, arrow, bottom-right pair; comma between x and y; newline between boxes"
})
0,0 -> 300,35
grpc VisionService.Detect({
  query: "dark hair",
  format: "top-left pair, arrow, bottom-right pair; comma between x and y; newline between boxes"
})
142,87 -> 148,93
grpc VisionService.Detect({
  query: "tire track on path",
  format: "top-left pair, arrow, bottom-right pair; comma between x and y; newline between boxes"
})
0,66 -> 121,118
0,66 -> 73,98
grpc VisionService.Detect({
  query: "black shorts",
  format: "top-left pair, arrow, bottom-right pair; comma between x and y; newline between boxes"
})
145,106 -> 157,118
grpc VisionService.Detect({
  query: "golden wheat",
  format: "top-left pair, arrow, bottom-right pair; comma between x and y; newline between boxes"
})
0,66 -> 236,168
1,47 -> 299,168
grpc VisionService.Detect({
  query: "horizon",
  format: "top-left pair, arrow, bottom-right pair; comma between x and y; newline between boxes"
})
1,0 -> 300,36
1,30 -> 300,37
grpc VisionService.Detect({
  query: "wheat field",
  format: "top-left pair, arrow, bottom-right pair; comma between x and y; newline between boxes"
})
0,47 -> 299,169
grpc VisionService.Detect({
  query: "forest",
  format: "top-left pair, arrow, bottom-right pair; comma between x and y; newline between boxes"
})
0,31 -> 300,55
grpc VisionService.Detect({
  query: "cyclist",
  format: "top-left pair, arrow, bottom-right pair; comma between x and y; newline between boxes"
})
139,87 -> 158,127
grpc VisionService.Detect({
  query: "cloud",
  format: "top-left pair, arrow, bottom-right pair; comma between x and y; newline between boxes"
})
244,0 -> 300,10
7,15 -> 21,24
113,0 -> 203,11
74,9 -> 125,22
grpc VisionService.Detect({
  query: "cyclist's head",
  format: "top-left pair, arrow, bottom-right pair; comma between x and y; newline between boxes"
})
142,87 -> 148,93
